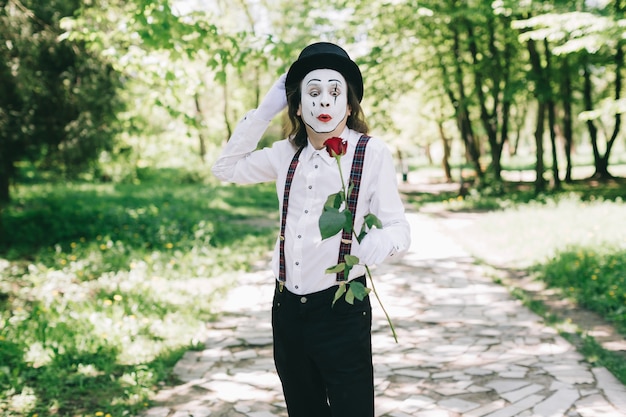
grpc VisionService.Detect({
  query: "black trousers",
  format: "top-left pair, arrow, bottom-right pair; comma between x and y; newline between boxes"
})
271,276 -> 374,417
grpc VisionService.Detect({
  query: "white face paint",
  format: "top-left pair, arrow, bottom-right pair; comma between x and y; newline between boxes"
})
298,69 -> 349,134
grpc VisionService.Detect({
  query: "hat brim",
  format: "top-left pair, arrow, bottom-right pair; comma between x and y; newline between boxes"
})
286,53 -> 364,102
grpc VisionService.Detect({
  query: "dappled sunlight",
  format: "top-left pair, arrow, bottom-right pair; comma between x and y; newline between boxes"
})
3,0 -> 626,414
439,195 -> 626,269
138,212 -> 626,417
0,179 -> 281,415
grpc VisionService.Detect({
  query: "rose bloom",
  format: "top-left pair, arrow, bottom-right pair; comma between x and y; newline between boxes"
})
323,137 -> 348,157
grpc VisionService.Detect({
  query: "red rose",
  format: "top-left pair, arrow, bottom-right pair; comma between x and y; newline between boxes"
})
323,137 -> 348,157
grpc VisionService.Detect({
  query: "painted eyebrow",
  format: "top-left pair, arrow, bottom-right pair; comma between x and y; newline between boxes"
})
305,78 -> 344,85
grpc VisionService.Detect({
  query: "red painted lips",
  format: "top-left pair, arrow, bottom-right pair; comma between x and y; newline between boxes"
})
317,114 -> 332,122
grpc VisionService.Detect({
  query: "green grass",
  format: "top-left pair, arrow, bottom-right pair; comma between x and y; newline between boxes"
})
0,175 -> 278,416
419,185 -> 626,384
535,247 -> 626,333
440,194 -> 626,269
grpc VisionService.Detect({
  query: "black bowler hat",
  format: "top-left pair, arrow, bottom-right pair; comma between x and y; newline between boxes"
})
285,42 -> 364,102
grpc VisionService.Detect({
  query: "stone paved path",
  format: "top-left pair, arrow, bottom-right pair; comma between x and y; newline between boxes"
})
139,212 -> 626,417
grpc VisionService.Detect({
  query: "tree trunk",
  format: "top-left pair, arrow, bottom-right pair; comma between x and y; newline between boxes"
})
560,56 -> 574,183
526,38 -> 548,193
194,93 -> 207,162
547,100 -> 560,189
437,121 -> 453,182
0,49 -> 19,205
544,40 -> 560,189
534,102 -> 547,193
582,60 -> 605,178
451,29 -> 483,180
0,158 -> 10,205
466,22 -> 501,181
602,40 -> 624,178
511,102 -> 526,157
223,71 -> 232,142
396,149 -> 409,183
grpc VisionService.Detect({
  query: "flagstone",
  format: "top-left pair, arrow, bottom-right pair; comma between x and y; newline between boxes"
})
399,395 -> 436,413
484,379 -> 530,394
533,387 -> 579,416
136,212 -> 626,417
501,383 -> 543,403
415,409 -> 451,417
482,394 -> 545,417
575,393 -> 623,417
463,400 -> 507,417
438,398 -> 480,413
592,367 -> 626,410
247,412 -> 280,417
395,368 -> 430,379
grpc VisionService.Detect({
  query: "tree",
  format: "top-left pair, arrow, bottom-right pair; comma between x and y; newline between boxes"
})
0,0 -> 121,204
514,5 -> 625,183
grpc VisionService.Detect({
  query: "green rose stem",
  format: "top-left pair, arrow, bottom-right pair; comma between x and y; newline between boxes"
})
364,263 -> 398,343
333,154 -> 348,203
331,150 -> 398,343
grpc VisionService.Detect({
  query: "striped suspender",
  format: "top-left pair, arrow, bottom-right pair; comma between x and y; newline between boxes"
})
278,146 -> 304,283
336,135 -> 370,281
278,135 -> 370,284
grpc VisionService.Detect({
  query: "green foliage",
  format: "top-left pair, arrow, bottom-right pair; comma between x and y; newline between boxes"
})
534,247 -> 626,333
0,176 -> 277,416
1,177 -> 276,260
406,176 -> 626,213
357,213 -> 383,243
319,207 -> 352,240
0,0 -> 122,203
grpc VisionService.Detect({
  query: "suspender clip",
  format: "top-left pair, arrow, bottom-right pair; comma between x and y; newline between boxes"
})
341,238 -> 352,244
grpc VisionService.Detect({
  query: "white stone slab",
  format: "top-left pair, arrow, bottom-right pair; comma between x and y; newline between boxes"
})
483,394 -> 545,417
247,412 -> 279,417
533,387 -> 579,416
501,383 -> 543,403
485,379 -> 530,394
463,400 -> 507,417
592,367 -> 626,411
438,397 -> 479,413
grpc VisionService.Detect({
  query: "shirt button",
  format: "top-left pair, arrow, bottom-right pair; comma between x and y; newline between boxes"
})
298,235 -> 302,238
308,185 -> 312,189
300,297 -> 307,304
304,210 -> 309,214
295,261 -> 300,266
295,285 -> 299,289
315,165 -> 319,168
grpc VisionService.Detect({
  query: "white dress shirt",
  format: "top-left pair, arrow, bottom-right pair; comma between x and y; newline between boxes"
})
212,110 -> 411,295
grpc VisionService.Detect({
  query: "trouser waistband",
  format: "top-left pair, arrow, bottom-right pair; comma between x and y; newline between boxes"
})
274,275 -> 366,308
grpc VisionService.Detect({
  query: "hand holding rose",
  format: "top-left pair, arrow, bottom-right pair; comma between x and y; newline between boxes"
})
356,228 -> 394,265
319,136 -> 397,342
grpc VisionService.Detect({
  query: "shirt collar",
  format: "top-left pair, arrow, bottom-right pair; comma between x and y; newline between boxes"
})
301,127 -> 357,165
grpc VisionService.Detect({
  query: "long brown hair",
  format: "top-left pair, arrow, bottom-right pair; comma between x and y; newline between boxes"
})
285,80 -> 369,149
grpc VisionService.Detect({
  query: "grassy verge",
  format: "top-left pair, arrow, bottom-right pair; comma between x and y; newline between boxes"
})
0,176 -> 278,416
408,183 -> 626,384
